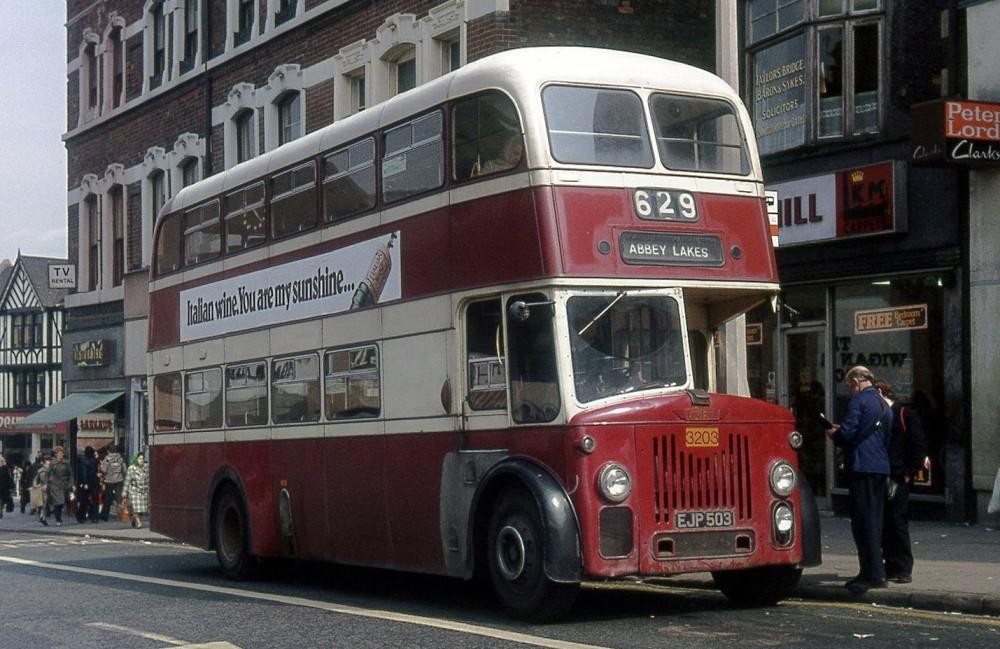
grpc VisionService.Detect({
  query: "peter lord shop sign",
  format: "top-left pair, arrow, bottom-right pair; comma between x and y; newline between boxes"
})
911,99 -> 1000,165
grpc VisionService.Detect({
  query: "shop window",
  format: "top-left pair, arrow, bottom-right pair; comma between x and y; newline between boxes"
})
542,85 -> 653,168
507,293 -> 560,423
183,200 -> 221,266
465,299 -> 507,411
155,213 -> 182,275
382,111 -> 443,203
831,276 -> 946,496
270,162 -> 316,238
323,138 -> 376,223
325,345 -> 380,419
748,0 -> 805,44
271,354 -> 320,423
224,182 -> 266,253
186,368 -> 223,430
276,91 -> 302,146
153,372 -> 183,431
453,91 -> 523,181
226,361 -> 268,427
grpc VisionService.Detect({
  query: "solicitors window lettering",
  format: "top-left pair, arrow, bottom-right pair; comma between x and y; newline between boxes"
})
747,0 -> 883,154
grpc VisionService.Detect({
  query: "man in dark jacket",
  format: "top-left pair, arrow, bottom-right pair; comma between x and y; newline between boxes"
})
76,446 -> 100,523
874,379 -> 929,584
825,365 -> 893,594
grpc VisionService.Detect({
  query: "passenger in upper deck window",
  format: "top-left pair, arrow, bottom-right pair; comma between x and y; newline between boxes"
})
473,133 -> 523,177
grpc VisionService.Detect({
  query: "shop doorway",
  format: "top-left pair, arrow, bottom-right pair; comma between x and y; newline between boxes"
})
783,327 -> 831,506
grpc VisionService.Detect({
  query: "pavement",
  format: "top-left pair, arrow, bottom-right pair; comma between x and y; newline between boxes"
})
1,506 -> 997,617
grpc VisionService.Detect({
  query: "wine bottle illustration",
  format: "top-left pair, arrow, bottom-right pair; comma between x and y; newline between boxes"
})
351,233 -> 396,309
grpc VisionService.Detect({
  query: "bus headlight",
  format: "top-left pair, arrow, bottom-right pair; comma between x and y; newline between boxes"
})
598,463 -> 632,503
773,502 -> 794,546
769,462 -> 797,497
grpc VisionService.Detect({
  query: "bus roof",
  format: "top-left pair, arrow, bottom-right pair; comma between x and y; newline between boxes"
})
164,47 -> 746,216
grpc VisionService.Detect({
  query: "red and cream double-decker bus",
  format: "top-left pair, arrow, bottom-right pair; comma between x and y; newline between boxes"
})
148,47 -> 820,620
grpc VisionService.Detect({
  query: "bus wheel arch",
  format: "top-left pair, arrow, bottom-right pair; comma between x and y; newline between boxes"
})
472,460 -> 581,620
208,470 -> 255,579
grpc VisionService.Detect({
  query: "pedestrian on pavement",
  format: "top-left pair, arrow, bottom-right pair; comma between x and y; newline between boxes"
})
0,456 -> 13,517
824,365 -> 893,594
99,444 -> 127,522
33,456 -> 52,526
874,378 -> 930,585
122,452 -> 149,528
48,446 -> 73,526
19,459 -> 35,514
11,460 -> 22,508
76,446 -> 100,523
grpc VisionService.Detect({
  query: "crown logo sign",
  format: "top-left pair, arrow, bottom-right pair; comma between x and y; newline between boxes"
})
851,170 -> 864,182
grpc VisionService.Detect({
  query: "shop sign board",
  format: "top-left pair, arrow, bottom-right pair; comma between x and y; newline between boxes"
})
912,99 -> 1000,165
746,322 -> 764,345
78,412 -> 115,437
854,304 -> 928,335
752,32 -> 807,156
74,339 -> 112,367
0,411 -> 68,434
48,264 -> 76,289
765,161 -> 903,247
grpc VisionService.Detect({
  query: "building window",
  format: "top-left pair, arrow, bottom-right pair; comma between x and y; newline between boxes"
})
85,42 -> 99,110
110,27 -> 124,108
182,0 -> 199,72
150,2 -> 167,88
86,195 -> 100,291
271,354 -> 320,423
226,361 -> 268,427
110,185 -> 125,286
324,345 -> 380,419
235,109 -> 256,163
276,91 -> 301,146
385,45 -> 417,97
275,0 -> 296,26
149,170 -> 167,223
180,156 -> 200,188
747,1 -> 883,155
12,315 -> 24,349
347,68 -> 366,114
235,0 -> 255,46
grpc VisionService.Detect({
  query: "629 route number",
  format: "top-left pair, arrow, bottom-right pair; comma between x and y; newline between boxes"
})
633,188 -> 699,222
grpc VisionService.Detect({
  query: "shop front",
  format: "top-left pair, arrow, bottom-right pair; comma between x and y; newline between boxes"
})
750,154 -> 964,519
0,411 -> 68,466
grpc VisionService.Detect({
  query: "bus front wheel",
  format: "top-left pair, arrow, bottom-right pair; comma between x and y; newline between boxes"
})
214,485 -> 255,579
712,565 -> 802,606
486,487 -> 578,621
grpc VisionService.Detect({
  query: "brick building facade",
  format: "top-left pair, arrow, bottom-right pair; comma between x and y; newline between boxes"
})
63,0 -> 722,456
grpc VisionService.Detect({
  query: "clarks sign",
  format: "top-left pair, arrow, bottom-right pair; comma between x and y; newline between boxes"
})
73,340 -> 111,367
911,99 -> 1000,166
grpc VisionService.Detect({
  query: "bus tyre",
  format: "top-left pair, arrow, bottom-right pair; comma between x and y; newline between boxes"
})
486,488 -> 578,622
214,486 -> 255,580
712,565 -> 802,607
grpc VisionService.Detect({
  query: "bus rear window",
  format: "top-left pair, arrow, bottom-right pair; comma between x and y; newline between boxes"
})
649,94 -> 750,175
542,85 -> 653,168
155,214 -> 182,276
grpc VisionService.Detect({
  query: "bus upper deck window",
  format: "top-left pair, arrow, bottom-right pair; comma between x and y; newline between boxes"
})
183,201 -> 221,267
542,85 -> 653,168
323,138 -> 376,223
382,111 -> 443,204
271,162 -> 317,239
224,182 -> 266,253
453,91 -> 523,181
155,214 -> 182,276
649,94 -> 750,175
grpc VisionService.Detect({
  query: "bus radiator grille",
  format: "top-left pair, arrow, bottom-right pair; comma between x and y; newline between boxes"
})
650,432 -> 753,525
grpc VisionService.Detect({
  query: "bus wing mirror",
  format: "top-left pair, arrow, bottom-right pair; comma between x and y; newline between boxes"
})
508,300 -> 554,322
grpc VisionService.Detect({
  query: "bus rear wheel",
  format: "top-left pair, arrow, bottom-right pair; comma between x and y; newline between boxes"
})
486,488 -> 578,621
712,565 -> 802,606
214,485 -> 255,580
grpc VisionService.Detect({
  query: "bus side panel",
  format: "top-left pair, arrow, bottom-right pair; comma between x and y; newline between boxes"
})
384,431 -> 463,574
450,188 -> 545,286
325,435 -> 392,566
269,437 -> 328,561
398,206 -> 452,298
149,289 -> 180,351
221,441 -> 282,559
150,443 -> 219,548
